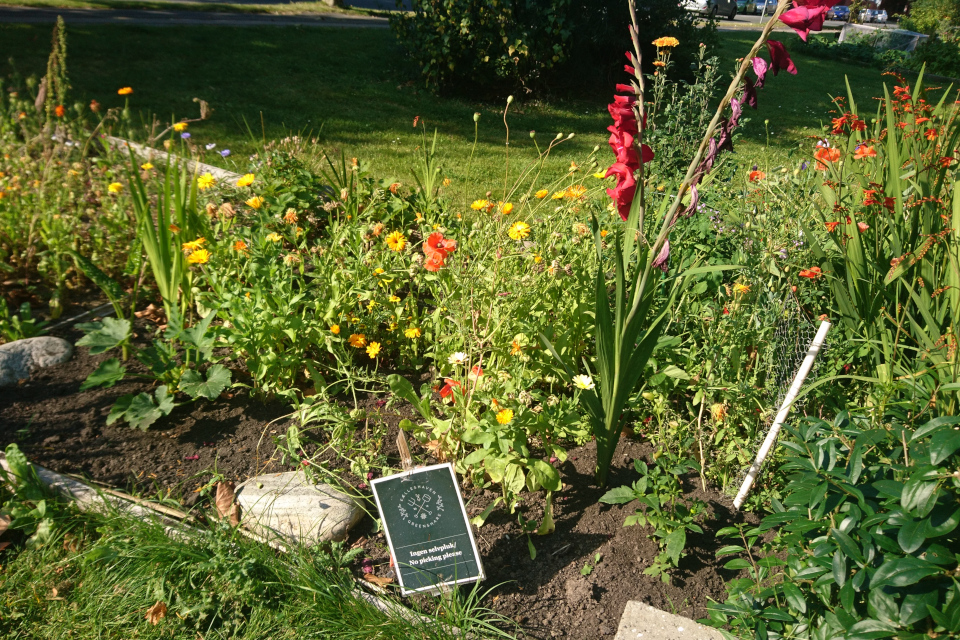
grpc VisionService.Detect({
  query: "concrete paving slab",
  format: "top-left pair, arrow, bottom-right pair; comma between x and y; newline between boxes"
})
615,601 -> 726,640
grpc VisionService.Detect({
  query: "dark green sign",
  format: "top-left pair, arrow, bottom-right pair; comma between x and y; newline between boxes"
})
371,463 -> 485,594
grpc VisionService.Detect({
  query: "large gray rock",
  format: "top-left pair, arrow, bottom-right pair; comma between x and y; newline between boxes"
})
235,472 -> 364,546
615,602 -> 725,640
0,336 -> 73,387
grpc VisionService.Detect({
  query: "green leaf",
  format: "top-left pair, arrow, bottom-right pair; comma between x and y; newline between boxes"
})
599,486 -> 637,504
846,619 -> 896,640
107,394 -> 134,425
782,582 -> 807,614
871,557 -> 940,588
929,429 -> 960,465
531,459 -> 561,493
80,358 -> 126,391
580,563 -> 592,576
924,506 -> 960,537
900,589 -> 937,626
723,558 -> 752,571
716,545 -> 745,557
67,249 -> 124,303
832,528 -> 865,565
76,317 -> 131,355
178,364 -> 232,400
901,475 -> 939,516
664,528 -> 686,566
661,365 -> 690,380
911,416 -> 960,441
898,518 -> 927,554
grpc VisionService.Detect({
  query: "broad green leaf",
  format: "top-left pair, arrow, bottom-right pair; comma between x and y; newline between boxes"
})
845,619 -> 896,640
661,365 -> 690,380
80,358 -> 126,391
911,416 -> 960,441
929,429 -> 960,465
107,394 -> 134,425
900,589 -> 937,626
724,558 -> 751,571
716,545 -> 745,557
871,557 -> 940,588
599,486 -> 637,504
782,582 -> 807,614
178,364 -> 232,400
924,506 -> 960,537
897,518 -> 927,554
901,475 -> 939,516
76,317 -> 131,355
531,459 -> 561,493
664,528 -> 685,566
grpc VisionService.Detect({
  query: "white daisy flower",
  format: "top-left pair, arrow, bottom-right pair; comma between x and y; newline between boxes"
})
573,374 -> 595,390
448,352 -> 467,365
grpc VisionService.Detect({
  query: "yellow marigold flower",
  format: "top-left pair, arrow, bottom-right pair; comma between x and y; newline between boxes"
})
653,61 -> 666,68
501,202 -> 514,215
366,341 -> 381,358
733,283 -> 750,295
172,122 -> 188,132
535,189 -> 549,199
182,237 -> 206,253
107,182 -> 123,194
600,229 -> 609,238
592,171 -> 607,179
508,221 -> 531,241
471,199 -> 489,211
141,162 -> 154,171
367,300 -> 377,311
653,36 -> 680,48
246,196 -> 264,209
266,232 -> 282,242
233,240 -> 248,252
385,231 -> 407,252
187,248 -> 210,264
330,324 -> 340,335
566,185 -> 587,199
197,173 -> 215,190
349,334 -> 367,348
389,295 -> 401,303
496,408 -> 514,425
236,173 -> 255,188
117,87 -> 133,95
283,208 -> 298,224
415,212 -> 424,222
534,254 -> 542,263
551,191 -> 565,200
405,327 -> 421,339
374,267 -> 385,275
388,321 -> 398,331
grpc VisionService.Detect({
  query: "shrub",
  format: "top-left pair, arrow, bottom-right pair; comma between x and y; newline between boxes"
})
390,0 -> 713,93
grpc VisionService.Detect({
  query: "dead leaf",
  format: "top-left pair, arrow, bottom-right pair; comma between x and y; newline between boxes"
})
363,575 -> 394,587
145,601 -> 167,625
0,514 -> 11,537
134,303 -> 166,325
63,533 -> 79,553
0,542 -> 11,552
214,482 -> 240,526
424,440 -> 448,462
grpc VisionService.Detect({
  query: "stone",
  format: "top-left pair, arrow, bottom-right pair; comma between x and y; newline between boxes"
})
235,471 -> 364,546
0,337 -> 73,387
614,602 -> 725,640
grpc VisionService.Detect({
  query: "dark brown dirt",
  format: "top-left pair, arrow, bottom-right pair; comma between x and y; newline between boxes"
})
0,314 -> 753,640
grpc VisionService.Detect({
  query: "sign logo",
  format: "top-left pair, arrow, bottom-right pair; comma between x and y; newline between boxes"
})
398,484 -> 445,528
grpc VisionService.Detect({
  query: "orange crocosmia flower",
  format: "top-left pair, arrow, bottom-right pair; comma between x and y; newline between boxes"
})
850,119 -> 866,132
883,197 -> 896,211
748,170 -> 765,182
814,147 -> 841,164
853,145 -> 876,160
915,117 -> 930,124
862,189 -> 880,206
831,116 -> 846,134
54,105 -> 66,118
825,221 -> 840,232
799,267 -> 823,279
940,156 -> 955,167
925,128 -> 938,141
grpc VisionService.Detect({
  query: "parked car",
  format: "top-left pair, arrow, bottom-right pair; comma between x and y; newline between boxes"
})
736,0 -> 757,14
683,0 -> 738,20
859,8 -> 888,22
754,0 -> 777,14
827,4 -> 850,20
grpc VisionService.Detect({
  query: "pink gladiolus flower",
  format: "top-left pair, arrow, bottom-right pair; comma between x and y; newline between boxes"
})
767,40 -> 798,75
742,76 -> 758,109
780,4 -> 830,42
752,57 -> 769,89
652,239 -> 670,272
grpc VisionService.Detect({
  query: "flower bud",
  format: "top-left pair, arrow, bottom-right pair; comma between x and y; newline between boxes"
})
507,95 -> 514,104
529,130 -> 536,138
473,112 -> 481,122
566,133 -> 575,139
554,132 -> 564,140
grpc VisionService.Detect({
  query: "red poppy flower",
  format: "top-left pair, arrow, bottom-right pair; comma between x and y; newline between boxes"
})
825,221 -> 840,232
815,147 -> 841,164
799,266 -> 823,279
424,251 -> 445,272
439,378 -> 461,402
853,145 -> 876,160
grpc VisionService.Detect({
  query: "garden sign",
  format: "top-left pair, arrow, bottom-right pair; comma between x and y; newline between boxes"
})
371,463 -> 485,595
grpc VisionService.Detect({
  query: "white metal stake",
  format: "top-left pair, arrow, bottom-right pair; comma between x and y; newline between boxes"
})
732,320 -> 831,510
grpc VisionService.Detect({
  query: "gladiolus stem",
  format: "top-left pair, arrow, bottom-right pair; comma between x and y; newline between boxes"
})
627,2 -> 647,235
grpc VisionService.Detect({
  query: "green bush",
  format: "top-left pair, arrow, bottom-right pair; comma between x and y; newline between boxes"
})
903,34 -> 960,78
899,0 -> 960,36
390,0 -> 713,93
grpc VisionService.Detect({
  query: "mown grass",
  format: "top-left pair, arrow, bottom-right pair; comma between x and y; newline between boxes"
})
0,0 -> 386,16
0,24 -> 898,202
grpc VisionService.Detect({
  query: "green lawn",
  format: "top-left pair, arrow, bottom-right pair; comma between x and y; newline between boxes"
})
0,0 -> 385,15
1,24 -> 899,200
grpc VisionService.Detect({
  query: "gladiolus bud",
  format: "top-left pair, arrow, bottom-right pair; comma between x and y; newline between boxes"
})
555,132 -> 564,140
473,112 -> 481,122
529,130 -> 536,138
506,95 -> 514,104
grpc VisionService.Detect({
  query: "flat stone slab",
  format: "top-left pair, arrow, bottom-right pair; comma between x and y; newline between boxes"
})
235,471 -> 364,546
0,336 -> 73,387
615,602 -> 725,640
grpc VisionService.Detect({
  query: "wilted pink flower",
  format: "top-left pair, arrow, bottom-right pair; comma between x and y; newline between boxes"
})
742,76 -> 758,109
752,57 -> 769,89
652,239 -> 670,273
767,40 -> 798,75
780,4 -> 830,42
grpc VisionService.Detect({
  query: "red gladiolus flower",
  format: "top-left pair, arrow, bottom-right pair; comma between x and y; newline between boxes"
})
825,221 -> 840,232
799,266 -> 823,279
605,162 -> 637,221
439,378 -> 461,402
780,4 -> 830,42
766,40 -> 798,75
604,63 -> 655,221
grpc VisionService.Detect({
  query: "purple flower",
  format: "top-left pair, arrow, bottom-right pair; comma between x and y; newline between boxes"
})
752,57 -> 769,90
221,149 -> 231,158
652,239 -> 670,273
361,558 -> 374,574
780,4 -> 829,42
742,76 -> 758,110
205,143 -> 217,150
181,132 -> 191,140
694,138 -> 718,185
801,161 -> 809,170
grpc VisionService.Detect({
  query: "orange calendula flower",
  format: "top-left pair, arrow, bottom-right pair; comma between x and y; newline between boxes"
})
748,170 -> 765,182
653,61 -> 666,68
236,174 -> 255,188
551,191 -> 565,200
283,208 -> 298,224
54,105 -> 66,118
853,145 -> 876,160
535,189 -> 549,199
348,334 -> 367,348
566,185 -> 587,199
385,231 -> 407,252
471,199 -> 489,211
330,324 -> 340,335
233,240 -> 248,252
799,267 -> 822,279
501,202 -> 514,215
366,342 -> 381,358
508,221 -> 531,240
510,340 -> 522,355
118,87 -> 133,95
825,221 -> 840,232
246,196 -> 264,209
496,408 -> 514,425
182,237 -> 207,253
187,248 -> 210,265
652,36 -> 679,48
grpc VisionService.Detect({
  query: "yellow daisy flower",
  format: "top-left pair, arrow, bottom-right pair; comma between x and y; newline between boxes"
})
471,199 -> 489,211
508,221 -> 531,241
197,173 -> 215,190
172,122 -> 188,132
385,231 -> 407,252
236,173 -> 255,188
496,408 -> 514,425
404,327 -> 421,339
246,196 -> 264,209
366,341 -> 381,358
187,248 -> 210,264
107,182 -> 123,194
